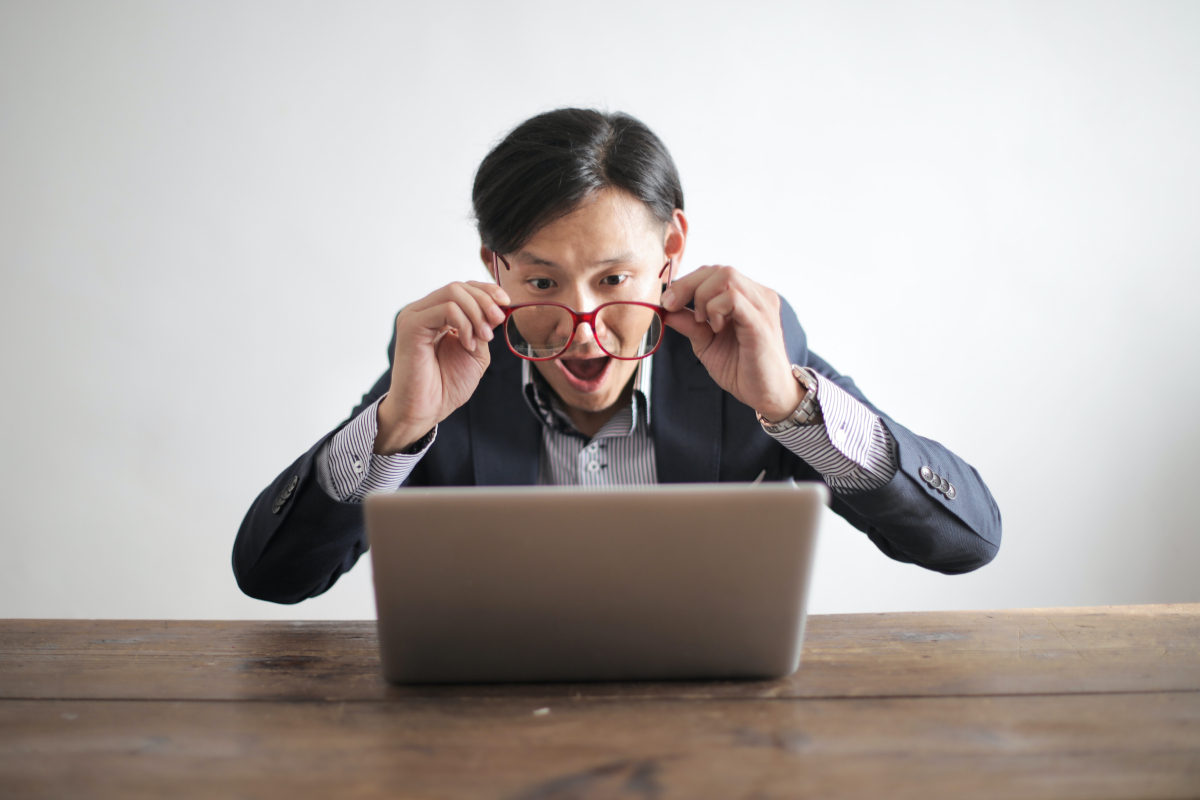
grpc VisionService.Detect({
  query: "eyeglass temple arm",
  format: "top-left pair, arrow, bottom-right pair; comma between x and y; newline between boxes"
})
491,252 -> 511,286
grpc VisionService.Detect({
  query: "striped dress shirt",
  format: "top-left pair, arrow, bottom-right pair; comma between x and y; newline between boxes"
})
315,356 -> 898,501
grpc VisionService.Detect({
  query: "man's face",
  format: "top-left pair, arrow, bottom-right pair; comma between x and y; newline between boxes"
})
494,190 -> 671,415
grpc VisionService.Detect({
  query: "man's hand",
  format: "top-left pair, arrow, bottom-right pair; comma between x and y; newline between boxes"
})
375,281 -> 509,454
660,266 -> 803,422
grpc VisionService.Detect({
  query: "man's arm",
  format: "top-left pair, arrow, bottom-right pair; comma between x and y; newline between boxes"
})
800,350 -> 1001,574
233,279 -> 509,604
314,396 -> 435,503
770,291 -> 1000,574
661,266 -> 1001,574
764,370 -> 898,493
232,372 -> 394,604
753,344 -> 999,574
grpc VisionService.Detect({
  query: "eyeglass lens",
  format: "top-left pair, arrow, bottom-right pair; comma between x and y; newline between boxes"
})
505,304 -> 663,360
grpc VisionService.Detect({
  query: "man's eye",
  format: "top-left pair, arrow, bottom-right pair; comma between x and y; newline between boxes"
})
600,275 -> 628,286
529,278 -> 555,290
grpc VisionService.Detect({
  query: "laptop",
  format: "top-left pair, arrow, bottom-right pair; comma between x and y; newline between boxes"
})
364,482 -> 827,684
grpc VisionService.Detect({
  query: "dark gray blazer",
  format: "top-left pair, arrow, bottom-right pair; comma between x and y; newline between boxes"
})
233,300 -> 1001,604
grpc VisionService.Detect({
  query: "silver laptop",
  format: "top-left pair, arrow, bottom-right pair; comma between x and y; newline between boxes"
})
365,482 -> 827,684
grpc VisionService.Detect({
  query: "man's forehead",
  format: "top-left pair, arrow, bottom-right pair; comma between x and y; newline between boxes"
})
509,189 -> 664,269
512,250 -> 643,269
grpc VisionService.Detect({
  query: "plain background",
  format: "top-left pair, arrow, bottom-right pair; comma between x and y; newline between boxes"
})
2,1 -> 1197,620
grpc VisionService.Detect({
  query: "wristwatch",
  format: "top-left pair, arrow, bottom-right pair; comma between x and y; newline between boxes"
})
756,365 -> 822,433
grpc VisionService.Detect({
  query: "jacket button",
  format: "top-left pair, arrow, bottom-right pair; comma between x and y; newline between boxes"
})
919,466 -> 934,482
272,475 -> 299,514
945,484 -> 956,500
938,477 -> 950,492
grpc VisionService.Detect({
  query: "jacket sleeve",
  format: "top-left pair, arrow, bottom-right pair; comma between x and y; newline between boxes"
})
232,356 -> 396,604
778,299 -> 1002,574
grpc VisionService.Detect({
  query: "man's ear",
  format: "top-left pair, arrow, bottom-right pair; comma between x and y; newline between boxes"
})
663,209 -> 689,283
479,245 -> 498,281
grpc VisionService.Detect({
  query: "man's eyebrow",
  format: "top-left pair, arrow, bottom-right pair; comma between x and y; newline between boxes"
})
596,251 -> 637,265
520,254 -> 561,268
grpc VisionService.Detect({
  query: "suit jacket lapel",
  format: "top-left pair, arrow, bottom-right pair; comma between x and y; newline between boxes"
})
651,329 -> 723,483
469,340 -> 541,486
467,330 -> 726,486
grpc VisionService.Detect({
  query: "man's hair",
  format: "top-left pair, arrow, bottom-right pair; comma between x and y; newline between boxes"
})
472,108 -> 684,255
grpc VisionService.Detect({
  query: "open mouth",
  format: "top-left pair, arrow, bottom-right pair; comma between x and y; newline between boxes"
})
556,355 -> 612,393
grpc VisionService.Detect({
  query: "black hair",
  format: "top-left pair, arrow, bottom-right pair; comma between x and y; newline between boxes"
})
472,108 -> 684,255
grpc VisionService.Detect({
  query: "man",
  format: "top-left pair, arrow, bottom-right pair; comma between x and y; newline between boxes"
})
234,108 -> 1001,605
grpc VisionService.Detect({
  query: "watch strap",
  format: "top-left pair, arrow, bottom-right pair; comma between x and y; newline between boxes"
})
757,365 -> 822,433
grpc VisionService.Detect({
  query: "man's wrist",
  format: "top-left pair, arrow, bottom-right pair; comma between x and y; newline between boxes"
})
757,366 -> 822,432
758,380 -> 806,424
374,398 -> 436,455
375,424 -> 436,455
396,427 -> 436,455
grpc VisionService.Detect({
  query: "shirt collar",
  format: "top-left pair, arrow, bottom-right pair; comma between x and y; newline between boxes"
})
521,356 -> 654,438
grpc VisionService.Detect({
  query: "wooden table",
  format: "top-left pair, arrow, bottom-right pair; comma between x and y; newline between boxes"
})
1,605 -> 1198,799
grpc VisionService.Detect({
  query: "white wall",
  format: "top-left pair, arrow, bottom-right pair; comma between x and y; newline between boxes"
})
1,1 -> 1197,620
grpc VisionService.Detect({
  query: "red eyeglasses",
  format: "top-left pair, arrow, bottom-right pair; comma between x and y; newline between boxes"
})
491,253 -> 673,361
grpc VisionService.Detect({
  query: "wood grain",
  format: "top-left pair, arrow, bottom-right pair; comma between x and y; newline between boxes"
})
2,692 -> 1197,800
1,605 -> 1196,701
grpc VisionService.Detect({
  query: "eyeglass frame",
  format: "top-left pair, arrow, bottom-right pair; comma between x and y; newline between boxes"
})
490,252 -> 674,362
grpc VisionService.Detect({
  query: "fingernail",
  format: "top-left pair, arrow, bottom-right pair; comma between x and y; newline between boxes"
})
661,289 -> 675,308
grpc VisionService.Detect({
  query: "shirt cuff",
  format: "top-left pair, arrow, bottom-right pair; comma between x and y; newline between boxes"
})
314,396 -> 436,503
765,372 -> 898,494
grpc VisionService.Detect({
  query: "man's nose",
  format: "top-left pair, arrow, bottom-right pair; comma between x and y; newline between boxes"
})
571,318 -> 598,346
561,284 -> 601,313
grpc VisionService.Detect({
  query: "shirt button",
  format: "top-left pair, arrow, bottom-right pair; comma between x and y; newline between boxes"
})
586,461 -> 601,473
352,459 -> 365,475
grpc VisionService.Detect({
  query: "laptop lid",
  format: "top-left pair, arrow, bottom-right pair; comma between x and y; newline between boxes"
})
365,482 -> 827,684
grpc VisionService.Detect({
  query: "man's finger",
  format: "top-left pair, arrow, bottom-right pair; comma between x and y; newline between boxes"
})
459,282 -> 508,329
411,301 -> 477,350
663,310 -> 714,354
406,281 -> 508,319
465,280 -> 510,308
445,283 -> 496,343
704,290 -> 738,332
660,266 -> 716,312
690,271 -> 736,325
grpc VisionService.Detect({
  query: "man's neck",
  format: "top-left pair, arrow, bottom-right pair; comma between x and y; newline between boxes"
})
559,379 -> 635,439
